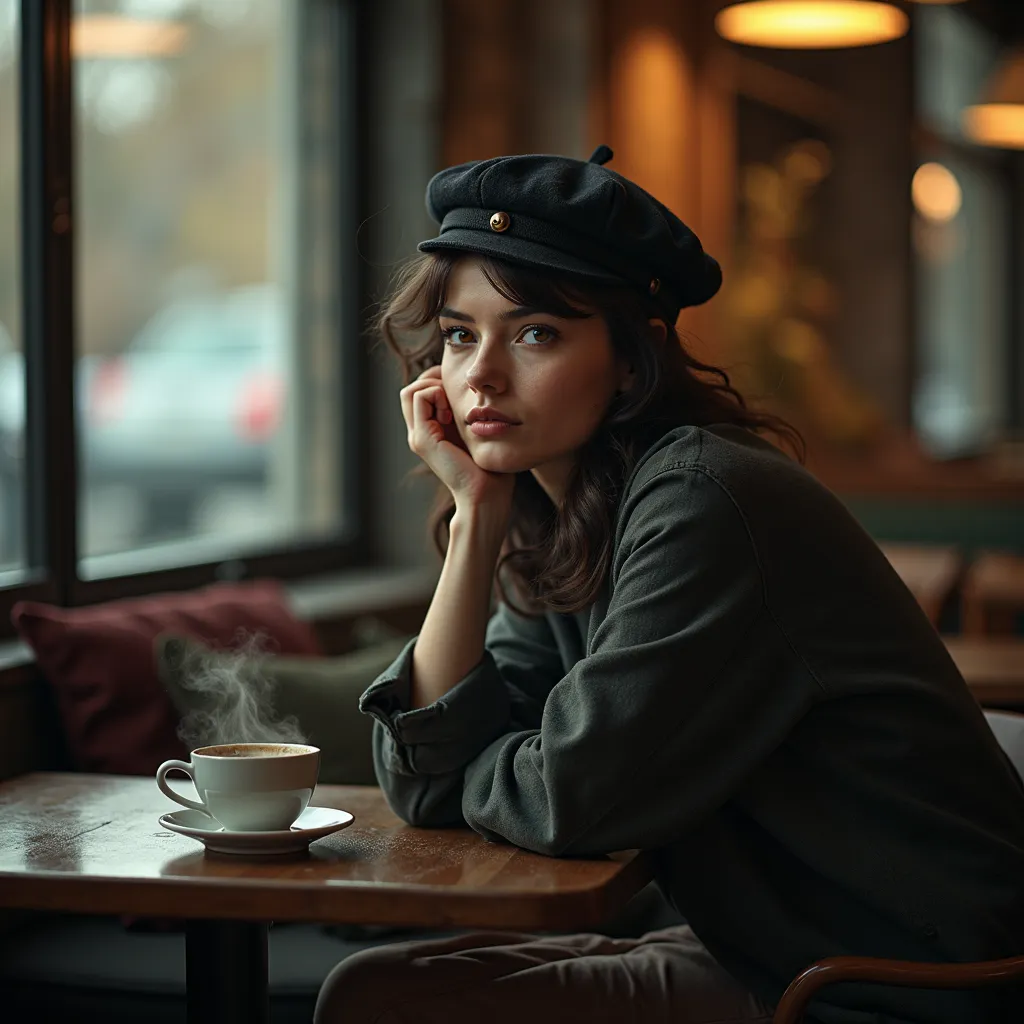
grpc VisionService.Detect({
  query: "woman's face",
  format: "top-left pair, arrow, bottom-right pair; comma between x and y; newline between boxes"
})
439,259 -> 629,502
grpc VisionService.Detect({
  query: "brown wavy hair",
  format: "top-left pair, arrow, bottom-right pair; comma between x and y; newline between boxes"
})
374,251 -> 803,615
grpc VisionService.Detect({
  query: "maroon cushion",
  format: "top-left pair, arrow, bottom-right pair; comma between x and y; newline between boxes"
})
11,580 -> 321,776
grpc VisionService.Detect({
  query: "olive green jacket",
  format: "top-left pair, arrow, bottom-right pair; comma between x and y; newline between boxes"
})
360,425 -> 1024,1023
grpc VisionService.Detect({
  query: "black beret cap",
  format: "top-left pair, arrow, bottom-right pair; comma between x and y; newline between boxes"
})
417,145 -> 722,325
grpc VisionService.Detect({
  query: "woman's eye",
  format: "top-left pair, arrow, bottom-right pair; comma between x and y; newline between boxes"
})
442,327 -> 473,346
521,326 -> 554,345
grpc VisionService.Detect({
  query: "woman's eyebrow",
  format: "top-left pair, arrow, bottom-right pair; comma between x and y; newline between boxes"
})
438,306 -> 473,322
438,305 -> 555,323
498,305 -> 553,321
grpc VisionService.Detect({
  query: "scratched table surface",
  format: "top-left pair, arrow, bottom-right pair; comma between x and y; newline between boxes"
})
0,773 -> 652,930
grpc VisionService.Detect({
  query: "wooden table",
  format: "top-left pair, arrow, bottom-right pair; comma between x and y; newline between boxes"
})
943,636 -> 1024,707
0,774 -> 652,1024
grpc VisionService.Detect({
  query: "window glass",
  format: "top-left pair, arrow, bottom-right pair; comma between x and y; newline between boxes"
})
0,0 -> 23,578
74,0 -> 348,575
912,153 -> 1009,458
912,7 -> 1009,458
915,5 -> 996,143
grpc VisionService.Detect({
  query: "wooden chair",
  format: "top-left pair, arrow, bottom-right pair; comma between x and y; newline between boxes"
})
773,710 -> 1024,1024
962,551 -> 1024,636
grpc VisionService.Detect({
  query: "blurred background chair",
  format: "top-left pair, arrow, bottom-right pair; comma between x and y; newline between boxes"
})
962,551 -> 1024,636
772,709 -> 1024,1024
943,636 -> 1024,708
879,543 -> 963,628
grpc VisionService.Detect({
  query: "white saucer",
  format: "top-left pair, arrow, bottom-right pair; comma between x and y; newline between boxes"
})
158,805 -> 354,855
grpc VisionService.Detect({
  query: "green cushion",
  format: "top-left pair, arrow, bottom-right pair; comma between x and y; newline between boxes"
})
154,633 -> 409,786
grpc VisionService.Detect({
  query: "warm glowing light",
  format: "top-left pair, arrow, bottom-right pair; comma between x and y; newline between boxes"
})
782,139 -> 833,185
963,105 -> 1024,149
911,163 -> 962,223
73,15 -> 189,58
963,48 -> 1024,150
613,29 -> 692,216
715,1 -> 909,50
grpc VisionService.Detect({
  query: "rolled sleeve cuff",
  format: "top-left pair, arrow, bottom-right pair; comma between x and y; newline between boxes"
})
358,637 -> 512,775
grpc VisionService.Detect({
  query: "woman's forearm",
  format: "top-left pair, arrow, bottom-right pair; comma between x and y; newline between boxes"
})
410,505 -> 508,708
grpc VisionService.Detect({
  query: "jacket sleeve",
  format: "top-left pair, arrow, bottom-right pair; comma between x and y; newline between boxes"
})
459,464 -> 820,856
359,599 -> 568,826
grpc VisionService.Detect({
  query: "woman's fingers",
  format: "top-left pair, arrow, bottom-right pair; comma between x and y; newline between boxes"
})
398,366 -> 513,512
399,367 -> 500,506
409,385 -> 453,452
410,386 -> 440,444
400,376 -> 450,434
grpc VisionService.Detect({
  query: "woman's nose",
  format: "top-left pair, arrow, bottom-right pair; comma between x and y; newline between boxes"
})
465,342 -> 507,393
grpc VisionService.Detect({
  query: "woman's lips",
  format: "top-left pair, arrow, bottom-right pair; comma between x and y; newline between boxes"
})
468,420 -> 517,438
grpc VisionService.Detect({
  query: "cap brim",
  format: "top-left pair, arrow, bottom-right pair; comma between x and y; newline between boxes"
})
418,230 -> 623,284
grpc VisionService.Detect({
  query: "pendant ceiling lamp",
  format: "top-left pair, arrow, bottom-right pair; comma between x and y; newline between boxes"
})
963,46 -> 1024,149
715,0 -> 909,50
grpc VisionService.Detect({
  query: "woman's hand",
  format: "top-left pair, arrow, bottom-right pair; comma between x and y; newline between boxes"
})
401,366 -> 515,514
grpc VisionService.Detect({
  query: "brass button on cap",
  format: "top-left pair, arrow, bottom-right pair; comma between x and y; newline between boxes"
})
649,277 -> 660,295
489,211 -> 511,232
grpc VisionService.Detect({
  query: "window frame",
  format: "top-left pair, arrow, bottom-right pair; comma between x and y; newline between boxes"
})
0,0 -> 371,640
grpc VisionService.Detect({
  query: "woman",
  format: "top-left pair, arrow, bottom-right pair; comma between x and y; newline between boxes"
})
315,147 -> 1024,1023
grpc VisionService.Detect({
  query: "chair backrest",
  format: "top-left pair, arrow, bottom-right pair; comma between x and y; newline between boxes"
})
774,708 -> 1024,1024
983,709 -> 1024,779
963,552 -> 1024,635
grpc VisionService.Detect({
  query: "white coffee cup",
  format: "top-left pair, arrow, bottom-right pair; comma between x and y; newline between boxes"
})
156,742 -> 320,832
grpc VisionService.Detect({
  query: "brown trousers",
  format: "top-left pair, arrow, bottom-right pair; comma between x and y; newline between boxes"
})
314,924 -> 774,1024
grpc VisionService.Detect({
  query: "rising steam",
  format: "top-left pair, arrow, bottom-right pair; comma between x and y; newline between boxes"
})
163,633 -> 309,749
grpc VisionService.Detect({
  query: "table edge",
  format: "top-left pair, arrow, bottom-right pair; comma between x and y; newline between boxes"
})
0,851 -> 655,930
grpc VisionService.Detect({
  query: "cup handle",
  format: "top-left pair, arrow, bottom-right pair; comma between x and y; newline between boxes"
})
156,759 -> 211,815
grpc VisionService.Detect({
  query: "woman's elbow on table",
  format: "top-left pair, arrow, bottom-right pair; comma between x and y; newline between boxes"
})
461,783 -> 600,857
462,809 -> 593,857
371,729 -> 467,828
379,774 -> 467,829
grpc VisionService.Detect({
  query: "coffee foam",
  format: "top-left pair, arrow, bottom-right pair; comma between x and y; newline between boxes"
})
196,743 -> 315,758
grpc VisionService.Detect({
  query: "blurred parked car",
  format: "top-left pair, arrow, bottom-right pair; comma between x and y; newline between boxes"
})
0,285 -> 287,561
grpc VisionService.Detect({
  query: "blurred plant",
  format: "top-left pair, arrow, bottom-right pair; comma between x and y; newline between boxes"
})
723,137 -> 884,451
